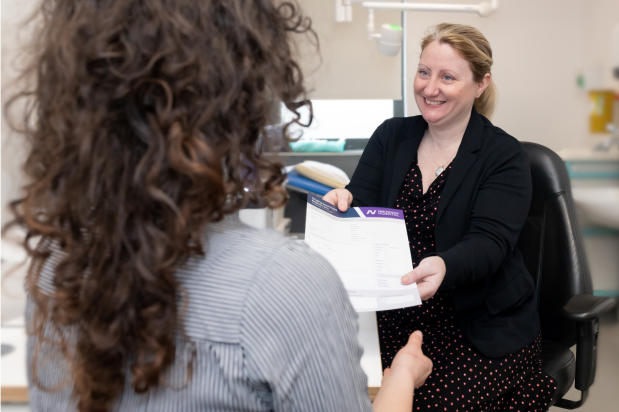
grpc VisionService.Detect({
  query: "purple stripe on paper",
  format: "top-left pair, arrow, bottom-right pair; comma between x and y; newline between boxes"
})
306,193 -> 403,220
357,207 -> 404,220
307,193 -> 360,218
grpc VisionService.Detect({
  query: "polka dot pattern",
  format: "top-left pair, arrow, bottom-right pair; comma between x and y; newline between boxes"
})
377,157 -> 557,411
394,156 -> 449,266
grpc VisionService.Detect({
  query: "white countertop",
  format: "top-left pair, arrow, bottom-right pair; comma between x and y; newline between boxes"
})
559,147 -> 619,162
1,317 -> 28,389
357,312 -> 383,388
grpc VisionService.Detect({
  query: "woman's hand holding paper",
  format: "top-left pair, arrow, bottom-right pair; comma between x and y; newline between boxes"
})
401,256 -> 446,301
323,188 -> 353,212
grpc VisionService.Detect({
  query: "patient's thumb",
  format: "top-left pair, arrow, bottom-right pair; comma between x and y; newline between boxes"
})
408,330 -> 423,347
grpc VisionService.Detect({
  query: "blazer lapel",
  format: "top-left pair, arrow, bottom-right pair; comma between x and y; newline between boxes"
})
436,109 -> 484,222
388,119 -> 425,208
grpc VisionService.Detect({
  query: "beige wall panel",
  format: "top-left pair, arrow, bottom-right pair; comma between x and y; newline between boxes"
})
404,0 -> 592,152
584,0 -> 619,90
296,1 -> 402,99
2,0 -> 40,226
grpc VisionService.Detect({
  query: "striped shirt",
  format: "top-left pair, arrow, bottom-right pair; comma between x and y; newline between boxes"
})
27,214 -> 374,411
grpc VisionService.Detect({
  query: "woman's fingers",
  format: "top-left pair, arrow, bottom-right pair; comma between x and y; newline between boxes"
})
322,189 -> 352,212
401,270 -> 414,285
416,278 -> 441,301
401,257 -> 447,300
323,190 -> 338,206
338,196 -> 350,212
412,270 -> 444,300
401,265 -> 431,285
401,274 -> 412,285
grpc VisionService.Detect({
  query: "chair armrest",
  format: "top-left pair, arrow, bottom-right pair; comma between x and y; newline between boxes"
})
563,295 -> 616,321
561,294 -> 616,393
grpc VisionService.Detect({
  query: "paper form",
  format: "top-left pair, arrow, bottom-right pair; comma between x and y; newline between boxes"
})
304,193 -> 421,312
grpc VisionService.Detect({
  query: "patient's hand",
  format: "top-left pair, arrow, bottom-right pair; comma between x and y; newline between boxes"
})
401,256 -> 446,301
385,331 -> 433,389
322,188 -> 353,212
373,331 -> 432,412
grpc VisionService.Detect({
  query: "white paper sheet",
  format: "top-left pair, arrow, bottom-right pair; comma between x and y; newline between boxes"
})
304,193 -> 421,312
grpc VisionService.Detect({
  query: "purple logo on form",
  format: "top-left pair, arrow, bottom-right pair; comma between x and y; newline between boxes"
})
357,207 -> 404,220
305,193 -> 403,220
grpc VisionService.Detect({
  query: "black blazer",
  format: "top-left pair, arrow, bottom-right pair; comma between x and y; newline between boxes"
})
346,108 -> 540,358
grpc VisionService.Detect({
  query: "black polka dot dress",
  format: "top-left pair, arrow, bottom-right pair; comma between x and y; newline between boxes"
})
377,156 -> 556,412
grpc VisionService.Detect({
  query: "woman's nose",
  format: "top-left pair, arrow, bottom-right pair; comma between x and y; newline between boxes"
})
424,77 -> 441,96
424,80 -> 440,96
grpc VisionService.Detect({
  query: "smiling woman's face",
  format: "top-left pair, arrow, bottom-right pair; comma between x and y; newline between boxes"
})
414,40 -> 487,129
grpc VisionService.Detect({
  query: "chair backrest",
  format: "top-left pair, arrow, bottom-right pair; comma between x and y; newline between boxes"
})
517,142 -> 592,347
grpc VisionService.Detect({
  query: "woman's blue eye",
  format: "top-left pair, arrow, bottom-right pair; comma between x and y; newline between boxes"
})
443,75 -> 454,81
419,70 -> 429,76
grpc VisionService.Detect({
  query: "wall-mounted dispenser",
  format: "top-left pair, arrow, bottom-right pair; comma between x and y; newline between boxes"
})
336,1 -> 500,57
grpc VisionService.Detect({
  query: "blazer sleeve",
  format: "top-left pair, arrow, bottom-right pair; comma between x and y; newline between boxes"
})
346,121 -> 386,207
438,140 -> 532,290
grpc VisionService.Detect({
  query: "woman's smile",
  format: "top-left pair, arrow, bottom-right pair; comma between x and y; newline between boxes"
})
424,97 -> 447,106
423,97 -> 446,106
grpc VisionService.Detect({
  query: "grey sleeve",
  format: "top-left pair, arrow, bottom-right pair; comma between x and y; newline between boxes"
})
26,297 -> 79,411
240,240 -> 374,412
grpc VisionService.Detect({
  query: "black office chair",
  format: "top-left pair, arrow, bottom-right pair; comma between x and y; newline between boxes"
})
517,142 -> 617,409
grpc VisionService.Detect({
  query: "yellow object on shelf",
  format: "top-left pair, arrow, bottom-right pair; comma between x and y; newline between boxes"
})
294,161 -> 350,189
589,90 -> 615,133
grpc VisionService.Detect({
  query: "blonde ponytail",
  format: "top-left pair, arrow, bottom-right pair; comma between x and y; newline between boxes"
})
474,79 -> 497,119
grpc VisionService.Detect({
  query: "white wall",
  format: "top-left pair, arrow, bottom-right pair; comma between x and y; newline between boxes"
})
297,0 -> 402,99
400,0 -> 619,152
2,0 -> 41,323
1,0 -> 39,226
404,0 -> 583,150
584,0 -> 619,92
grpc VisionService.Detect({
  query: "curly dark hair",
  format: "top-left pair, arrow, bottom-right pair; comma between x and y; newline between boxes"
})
5,0 -> 314,410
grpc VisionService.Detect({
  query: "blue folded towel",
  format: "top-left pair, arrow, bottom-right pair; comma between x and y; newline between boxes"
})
286,170 -> 333,196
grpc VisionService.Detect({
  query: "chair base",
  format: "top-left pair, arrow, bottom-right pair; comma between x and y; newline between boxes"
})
555,390 -> 588,410
541,339 -> 575,407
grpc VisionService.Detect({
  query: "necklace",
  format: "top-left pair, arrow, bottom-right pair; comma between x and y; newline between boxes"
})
426,131 -> 459,177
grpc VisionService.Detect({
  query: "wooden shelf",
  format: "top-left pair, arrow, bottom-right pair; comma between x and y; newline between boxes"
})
368,386 -> 380,402
2,386 -> 28,402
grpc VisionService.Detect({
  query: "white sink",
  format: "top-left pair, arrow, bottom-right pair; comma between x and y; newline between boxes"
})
559,147 -> 619,162
572,187 -> 619,230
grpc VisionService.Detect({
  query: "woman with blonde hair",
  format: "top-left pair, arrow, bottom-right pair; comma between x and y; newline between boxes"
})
7,0 -> 433,411
325,23 -> 556,411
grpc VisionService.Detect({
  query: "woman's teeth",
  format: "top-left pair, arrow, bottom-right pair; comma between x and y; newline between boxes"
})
425,98 -> 445,106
